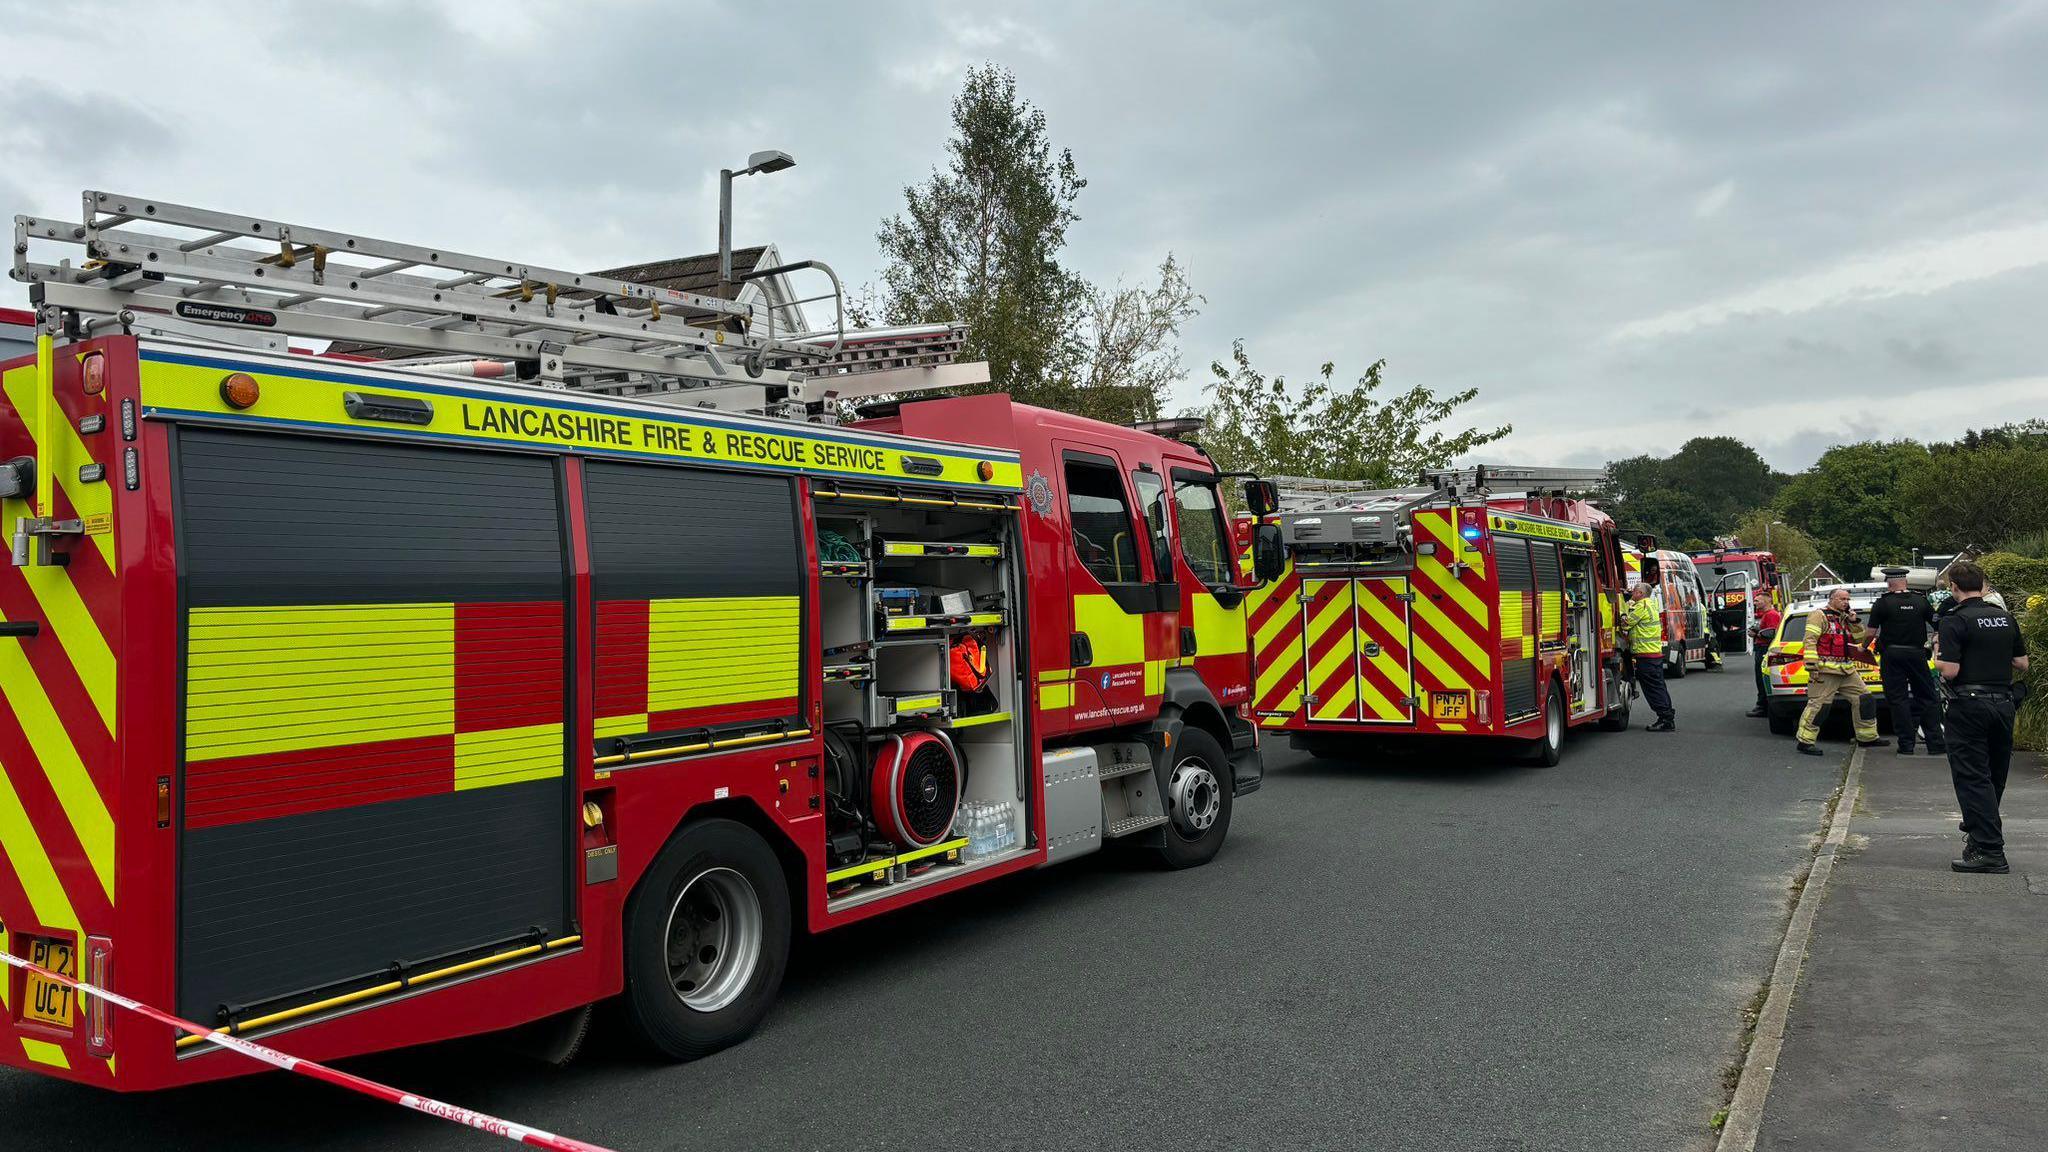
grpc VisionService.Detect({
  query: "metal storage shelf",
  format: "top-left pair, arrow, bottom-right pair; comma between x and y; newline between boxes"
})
876,539 -> 1004,560
879,611 -> 1006,634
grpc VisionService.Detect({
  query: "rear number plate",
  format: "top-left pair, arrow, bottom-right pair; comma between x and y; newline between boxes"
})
1430,691 -> 1470,720
24,937 -> 75,1029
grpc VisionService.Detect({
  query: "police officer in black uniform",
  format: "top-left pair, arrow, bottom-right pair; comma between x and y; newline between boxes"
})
1935,561 -> 2030,874
1868,567 -> 1944,755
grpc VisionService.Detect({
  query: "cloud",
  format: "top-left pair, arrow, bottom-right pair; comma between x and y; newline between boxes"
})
1610,219 -> 2048,342
1694,179 -> 1735,218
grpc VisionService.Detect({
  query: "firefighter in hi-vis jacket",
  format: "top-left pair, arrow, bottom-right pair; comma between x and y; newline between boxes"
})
1795,586 -> 1884,755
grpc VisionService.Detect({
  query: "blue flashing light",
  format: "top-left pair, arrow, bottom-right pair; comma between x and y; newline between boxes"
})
1459,526 -> 1484,540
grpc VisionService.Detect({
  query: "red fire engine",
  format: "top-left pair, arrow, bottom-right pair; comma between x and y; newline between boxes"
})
0,191 -> 1270,1089
1248,467 -> 1634,764
1689,543 -> 1783,655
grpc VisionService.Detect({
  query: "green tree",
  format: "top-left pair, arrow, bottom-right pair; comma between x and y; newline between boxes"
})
1728,509 -> 1821,590
875,65 -> 1201,425
1604,437 -> 1784,546
1896,440 -> 2048,552
876,64 -> 1089,411
1192,340 -> 1511,485
1775,440 -> 1930,579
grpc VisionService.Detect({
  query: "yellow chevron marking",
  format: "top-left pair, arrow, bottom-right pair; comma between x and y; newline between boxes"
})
1311,674 -> 1358,721
2,364 -> 115,573
454,723 -> 564,791
0,742 -> 81,941
1,495 -> 114,735
1410,631 -> 1471,692
1418,511 -> 1486,580
1357,673 -> 1404,721
0,611 -> 114,902
1412,593 -> 1492,677
1416,553 -> 1489,630
1039,681 -> 1074,710
20,1036 -> 70,1069
1354,589 -> 1416,701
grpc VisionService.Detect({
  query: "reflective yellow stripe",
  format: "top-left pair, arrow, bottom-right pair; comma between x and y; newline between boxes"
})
1412,594 -> 1491,678
1072,594 -> 1145,666
1191,592 -> 1248,656
1303,580 -> 1355,720
0,612 -> 114,902
1539,591 -> 1563,638
647,596 -> 799,711
187,604 -> 454,761
594,713 -> 647,739
20,1037 -> 69,1070
1039,682 -> 1075,710
1417,511 -> 1487,582
0,502 -> 114,736
1354,583 -> 1416,703
0,752 -> 80,935
454,723 -> 564,791
1410,630 -> 1471,692
2,361 -> 115,572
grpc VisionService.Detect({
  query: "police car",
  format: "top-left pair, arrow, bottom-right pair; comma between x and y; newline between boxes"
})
1761,582 -> 1897,736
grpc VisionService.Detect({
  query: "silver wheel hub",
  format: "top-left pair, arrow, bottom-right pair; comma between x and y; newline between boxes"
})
1167,758 -> 1222,838
1548,697 -> 1563,747
664,866 -> 763,1013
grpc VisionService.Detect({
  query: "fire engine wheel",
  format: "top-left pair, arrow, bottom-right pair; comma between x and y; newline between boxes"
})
1527,685 -> 1565,767
1667,647 -> 1688,679
1153,727 -> 1233,870
624,818 -> 791,1061
1598,672 -> 1632,732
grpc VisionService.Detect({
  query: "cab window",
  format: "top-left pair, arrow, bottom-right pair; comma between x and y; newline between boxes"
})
1131,470 -> 1172,581
1172,475 -> 1232,586
1065,457 -> 1141,585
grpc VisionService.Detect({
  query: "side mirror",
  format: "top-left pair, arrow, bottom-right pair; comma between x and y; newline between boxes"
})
1243,479 -> 1279,518
1252,523 -> 1285,583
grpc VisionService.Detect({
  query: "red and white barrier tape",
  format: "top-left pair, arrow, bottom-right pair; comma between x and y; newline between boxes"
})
0,950 -> 615,1152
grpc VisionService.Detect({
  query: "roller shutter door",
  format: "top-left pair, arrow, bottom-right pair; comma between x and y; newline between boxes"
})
175,427 -> 570,1023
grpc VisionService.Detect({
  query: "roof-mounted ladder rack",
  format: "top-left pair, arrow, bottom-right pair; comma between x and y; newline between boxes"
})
11,190 -> 983,417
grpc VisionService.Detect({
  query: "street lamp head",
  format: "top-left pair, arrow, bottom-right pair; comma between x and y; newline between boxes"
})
743,150 -> 795,175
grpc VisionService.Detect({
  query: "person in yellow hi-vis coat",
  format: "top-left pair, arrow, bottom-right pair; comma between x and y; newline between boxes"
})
1795,586 -> 1884,755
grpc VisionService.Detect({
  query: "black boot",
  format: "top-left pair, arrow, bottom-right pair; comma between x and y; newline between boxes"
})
1926,743 -> 1947,756
1896,743 -> 1915,755
1745,706 -> 1767,718
1796,742 -> 1823,756
1951,846 -> 2011,874
1645,718 -> 1675,733
1856,738 -> 1886,749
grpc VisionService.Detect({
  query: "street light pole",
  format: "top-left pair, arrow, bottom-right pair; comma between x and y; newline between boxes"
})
719,150 -> 797,285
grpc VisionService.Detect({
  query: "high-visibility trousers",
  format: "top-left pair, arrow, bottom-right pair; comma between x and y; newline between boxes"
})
1797,668 -> 1878,745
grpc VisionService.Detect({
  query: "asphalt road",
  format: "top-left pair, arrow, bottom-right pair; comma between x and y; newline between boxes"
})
4,665 -> 1847,1151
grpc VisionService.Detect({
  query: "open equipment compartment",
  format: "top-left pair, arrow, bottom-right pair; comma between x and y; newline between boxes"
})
813,484 -> 1029,912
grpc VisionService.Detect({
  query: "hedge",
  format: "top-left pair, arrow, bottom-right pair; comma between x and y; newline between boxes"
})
1979,552 -> 2048,606
2018,596 -> 2048,753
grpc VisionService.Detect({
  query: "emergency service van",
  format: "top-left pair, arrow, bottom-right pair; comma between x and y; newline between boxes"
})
0,190 -> 1268,1089
1249,467 -> 1633,766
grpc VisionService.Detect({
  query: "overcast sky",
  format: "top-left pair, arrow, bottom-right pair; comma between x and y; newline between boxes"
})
3,1 -> 2043,470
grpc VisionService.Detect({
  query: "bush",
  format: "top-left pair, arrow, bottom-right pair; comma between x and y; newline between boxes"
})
2016,598 -> 2048,753
1978,552 -> 2048,606
1999,529 -> 2048,560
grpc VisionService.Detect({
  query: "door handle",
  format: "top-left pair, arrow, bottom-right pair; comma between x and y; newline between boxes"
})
1070,632 -> 1094,667
1181,626 -> 1198,656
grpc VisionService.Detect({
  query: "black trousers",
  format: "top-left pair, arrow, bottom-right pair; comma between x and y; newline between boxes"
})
1945,695 -> 2015,853
1634,654 -> 1673,722
1753,647 -> 1771,710
1879,647 -> 1944,750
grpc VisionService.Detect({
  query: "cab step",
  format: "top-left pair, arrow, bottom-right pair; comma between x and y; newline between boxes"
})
1105,814 -> 1167,838
1096,759 -> 1151,781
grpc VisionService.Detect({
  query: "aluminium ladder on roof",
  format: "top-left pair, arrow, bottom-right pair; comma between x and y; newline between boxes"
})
10,190 -> 981,413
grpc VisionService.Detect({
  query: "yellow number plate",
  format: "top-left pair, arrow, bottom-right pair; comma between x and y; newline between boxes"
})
24,937 -> 75,1029
1429,691 -> 1470,720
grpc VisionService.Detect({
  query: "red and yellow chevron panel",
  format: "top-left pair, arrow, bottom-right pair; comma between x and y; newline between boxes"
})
1246,556 -> 1304,728
182,601 -> 565,828
0,348 -> 120,1073
594,595 -> 801,743
1406,510 -> 1496,733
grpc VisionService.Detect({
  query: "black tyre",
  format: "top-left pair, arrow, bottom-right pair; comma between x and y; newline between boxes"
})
1527,683 -> 1565,766
1667,646 -> 1688,679
1598,672 -> 1632,732
623,818 -> 791,1061
1768,705 -> 1800,736
1154,727 -> 1234,870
